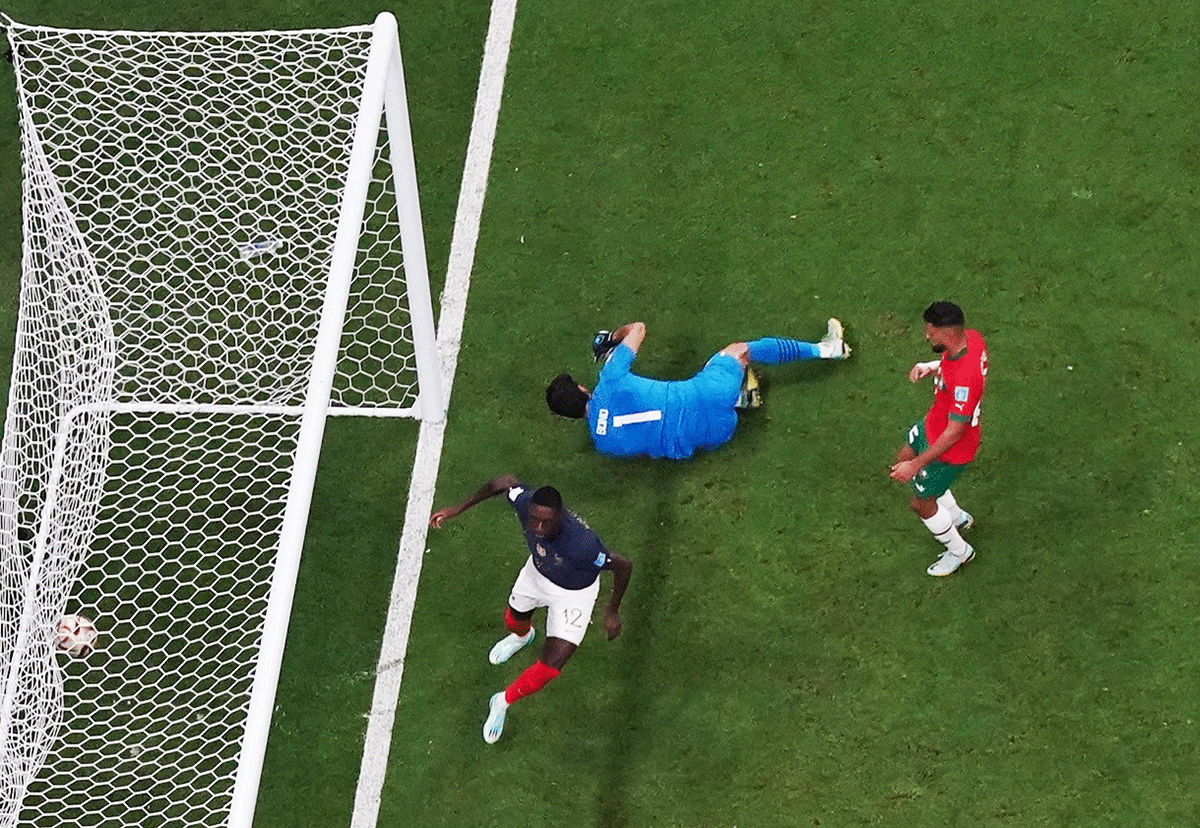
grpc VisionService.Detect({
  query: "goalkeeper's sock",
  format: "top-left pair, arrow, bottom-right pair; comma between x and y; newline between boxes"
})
504,660 -> 560,704
504,606 -> 532,637
747,338 -> 820,364
921,506 -> 969,556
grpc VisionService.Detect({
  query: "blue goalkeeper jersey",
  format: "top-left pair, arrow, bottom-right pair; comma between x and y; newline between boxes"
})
586,344 -> 743,459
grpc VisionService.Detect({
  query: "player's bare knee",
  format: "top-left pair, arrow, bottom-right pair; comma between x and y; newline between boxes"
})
910,497 -> 937,518
722,342 -> 750,366
541,637 -> 577,670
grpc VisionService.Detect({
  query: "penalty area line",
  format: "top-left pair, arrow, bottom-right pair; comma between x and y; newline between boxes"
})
349,0 -> 518,825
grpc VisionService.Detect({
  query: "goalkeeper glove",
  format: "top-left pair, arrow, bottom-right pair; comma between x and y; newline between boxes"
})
591,330 -> 617,363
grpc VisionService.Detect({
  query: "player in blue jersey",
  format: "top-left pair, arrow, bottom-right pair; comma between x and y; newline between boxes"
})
545,319 -> 851,459
429,474 -> 633,744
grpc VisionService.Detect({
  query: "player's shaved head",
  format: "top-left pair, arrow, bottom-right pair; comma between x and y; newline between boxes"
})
528,486 -> 564,539
923,301 -> 965,328
531,486 -> 563,510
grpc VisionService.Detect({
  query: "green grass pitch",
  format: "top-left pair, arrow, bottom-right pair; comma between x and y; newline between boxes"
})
3,0 -> 1199,826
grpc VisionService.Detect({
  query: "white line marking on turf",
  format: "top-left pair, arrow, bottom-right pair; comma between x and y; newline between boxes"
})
350,0 -> 518,825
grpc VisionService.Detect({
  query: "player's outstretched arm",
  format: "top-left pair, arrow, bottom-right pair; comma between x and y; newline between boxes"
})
602,552 -> 633,640
908,360 -> 939,383
429,474 -> 521,527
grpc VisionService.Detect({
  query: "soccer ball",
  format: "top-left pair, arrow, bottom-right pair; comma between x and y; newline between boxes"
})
54,614 -> 98,656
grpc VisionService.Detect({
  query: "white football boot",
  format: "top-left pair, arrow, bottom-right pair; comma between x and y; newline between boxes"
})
483,692 -> 509,744
488,629 -> 535,665
927,544 -> 975,577
819,318 -> 851,359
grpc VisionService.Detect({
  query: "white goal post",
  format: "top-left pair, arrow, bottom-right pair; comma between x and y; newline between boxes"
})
0,12 -> 442,828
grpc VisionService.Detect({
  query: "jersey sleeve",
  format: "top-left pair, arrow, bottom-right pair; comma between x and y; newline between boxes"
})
507,485 -> 530,515
600,343 -> 636,381
592,537 -> 610,570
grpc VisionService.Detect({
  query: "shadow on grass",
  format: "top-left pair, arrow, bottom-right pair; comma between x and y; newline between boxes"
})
592,461 -> 681,828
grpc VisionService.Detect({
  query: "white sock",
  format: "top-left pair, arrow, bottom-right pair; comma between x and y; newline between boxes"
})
921,505 -> 968,556
936,490 -> 962,523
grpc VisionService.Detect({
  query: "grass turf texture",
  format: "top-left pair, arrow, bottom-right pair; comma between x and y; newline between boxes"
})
3,0 -> 1200,826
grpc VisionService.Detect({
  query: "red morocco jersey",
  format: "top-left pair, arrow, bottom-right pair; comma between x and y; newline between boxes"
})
925,329 -> 988,465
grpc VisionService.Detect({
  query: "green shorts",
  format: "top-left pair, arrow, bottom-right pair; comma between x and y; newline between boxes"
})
905,420 -> 968,499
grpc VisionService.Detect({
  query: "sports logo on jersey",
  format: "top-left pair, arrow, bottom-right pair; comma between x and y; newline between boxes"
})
954,386 -> 970,403
535,543 -> 547,558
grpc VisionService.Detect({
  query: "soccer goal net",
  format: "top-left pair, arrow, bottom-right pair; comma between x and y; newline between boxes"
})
0,13 -> 441,827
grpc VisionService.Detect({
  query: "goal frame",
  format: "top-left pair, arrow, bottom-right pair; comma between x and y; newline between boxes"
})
0,12 -> 443,828
228,14 -> 442,825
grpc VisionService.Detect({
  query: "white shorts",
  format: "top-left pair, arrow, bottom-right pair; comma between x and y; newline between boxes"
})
508,557 -> 600,646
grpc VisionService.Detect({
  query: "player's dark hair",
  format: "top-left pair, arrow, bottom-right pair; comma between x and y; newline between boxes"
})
531,486 -> 563,511
923,301 -> 965,328
545,373 -> 588,419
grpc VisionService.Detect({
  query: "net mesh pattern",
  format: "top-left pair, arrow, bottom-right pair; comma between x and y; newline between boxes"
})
0,20 -> 426,827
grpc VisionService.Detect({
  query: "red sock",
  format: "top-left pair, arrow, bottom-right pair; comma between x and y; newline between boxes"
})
504,660 -> 560,705
504,607 -> 532,637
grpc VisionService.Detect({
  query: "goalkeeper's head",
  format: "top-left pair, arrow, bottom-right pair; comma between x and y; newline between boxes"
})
546,373 -> 590,419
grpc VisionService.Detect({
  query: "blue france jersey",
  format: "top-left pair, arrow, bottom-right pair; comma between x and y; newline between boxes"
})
508,486 -> 610,590
586,344 -> 742,459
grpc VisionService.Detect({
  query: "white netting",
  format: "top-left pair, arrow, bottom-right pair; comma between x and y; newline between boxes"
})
0,17 -> 435,827
5,24 -> 424,413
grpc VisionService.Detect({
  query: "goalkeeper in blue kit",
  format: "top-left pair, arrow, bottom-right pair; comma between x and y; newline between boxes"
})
545,320 -> 850,459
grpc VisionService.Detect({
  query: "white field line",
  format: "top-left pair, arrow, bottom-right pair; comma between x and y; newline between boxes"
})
349,0 -> 518,825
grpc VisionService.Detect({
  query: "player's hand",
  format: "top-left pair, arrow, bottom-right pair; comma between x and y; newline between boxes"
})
429,506 -> 456,528
889,459 -> 921,483
908,361 -> 938,383
604,608 -> 622,640
592,330 -> 616,363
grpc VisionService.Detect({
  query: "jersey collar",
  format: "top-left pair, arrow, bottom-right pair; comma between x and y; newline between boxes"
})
944,335 -> 970,360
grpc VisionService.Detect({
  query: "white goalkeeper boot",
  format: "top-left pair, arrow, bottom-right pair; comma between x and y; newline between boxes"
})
819,318 -> 850,359
736,367 -> 762,409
